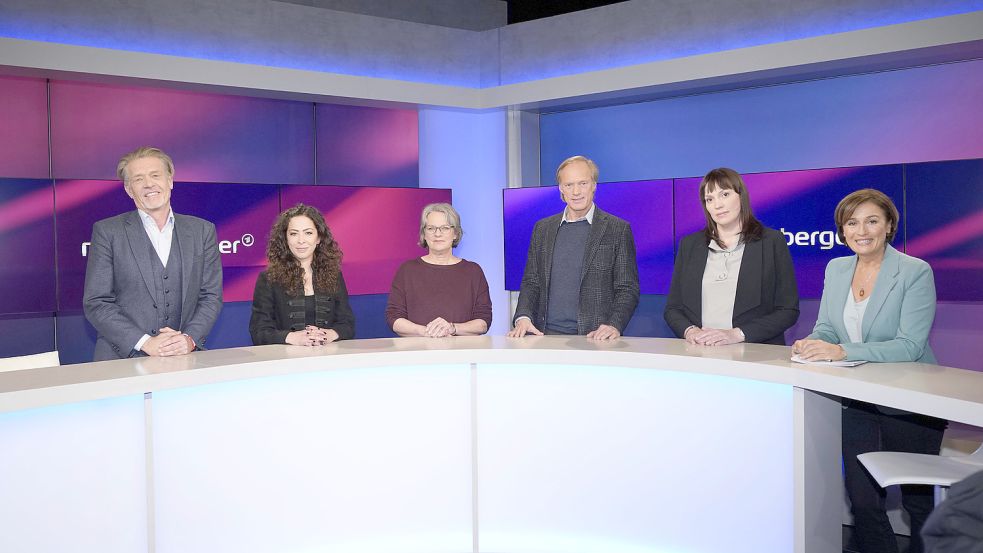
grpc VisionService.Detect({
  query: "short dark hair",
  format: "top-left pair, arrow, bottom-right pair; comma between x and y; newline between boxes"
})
834,189 -> 899,243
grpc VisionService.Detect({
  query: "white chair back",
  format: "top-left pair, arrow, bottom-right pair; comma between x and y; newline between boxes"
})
0,351 -> 61,372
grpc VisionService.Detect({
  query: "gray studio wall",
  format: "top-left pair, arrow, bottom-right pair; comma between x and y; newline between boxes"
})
1,0 -> 976,88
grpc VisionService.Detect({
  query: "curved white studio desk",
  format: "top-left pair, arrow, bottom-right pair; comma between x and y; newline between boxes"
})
1,336 -> 982,553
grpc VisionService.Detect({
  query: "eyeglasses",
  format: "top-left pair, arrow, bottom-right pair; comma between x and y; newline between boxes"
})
560,180 -> 593,192
425,225 -> 454,235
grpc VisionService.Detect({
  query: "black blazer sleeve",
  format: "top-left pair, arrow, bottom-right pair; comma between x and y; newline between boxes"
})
331,272 -> 356,340
250,272 -> 290,346
664,233 -> 701,338
737,230 -> 799,344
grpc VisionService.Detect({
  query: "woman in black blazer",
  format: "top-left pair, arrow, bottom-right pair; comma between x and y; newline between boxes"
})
250,204 -> 355,346
664,168 -> 799,345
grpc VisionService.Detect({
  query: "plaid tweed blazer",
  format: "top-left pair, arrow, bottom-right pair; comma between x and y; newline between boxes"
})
513,207 -> 640,334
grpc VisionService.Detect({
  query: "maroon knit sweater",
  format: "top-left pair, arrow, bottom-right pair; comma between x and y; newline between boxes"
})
385,257 -> 492,329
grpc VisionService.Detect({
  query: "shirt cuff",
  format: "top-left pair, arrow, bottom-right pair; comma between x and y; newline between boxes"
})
134,334 -> 151,353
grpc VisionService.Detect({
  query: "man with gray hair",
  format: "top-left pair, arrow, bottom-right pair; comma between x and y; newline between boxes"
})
83,146 -> 222,360
508,155 -> 639,340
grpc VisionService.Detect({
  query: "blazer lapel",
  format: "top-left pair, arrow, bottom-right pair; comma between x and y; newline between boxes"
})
862,246 -> 901,341
124,211 -> 157,300
175,215 -> 198,326
581,208 -> 608,284
733,238 -> 762,318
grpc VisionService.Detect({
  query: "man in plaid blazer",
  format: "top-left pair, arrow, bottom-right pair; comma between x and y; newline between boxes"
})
508,156 -> 639,340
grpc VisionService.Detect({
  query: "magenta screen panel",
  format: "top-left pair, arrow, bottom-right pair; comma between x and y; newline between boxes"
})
55,181 -> 280,309
281,186 -> 452,295
0,179 -> 55,314
674,165 -> 904,298
0,76 -> 49,178
906,159 -> 983,301
49,81 -> 314,183
315,104 -> 419,187
503,180 -> 674,294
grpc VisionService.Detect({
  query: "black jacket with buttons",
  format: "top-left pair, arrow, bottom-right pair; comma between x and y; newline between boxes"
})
249,270 -> 355,345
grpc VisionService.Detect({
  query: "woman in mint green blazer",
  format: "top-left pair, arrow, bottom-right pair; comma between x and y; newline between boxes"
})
793,189 -> 944,553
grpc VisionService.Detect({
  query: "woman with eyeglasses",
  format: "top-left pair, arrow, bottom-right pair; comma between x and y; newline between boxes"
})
385,203 -> 492,337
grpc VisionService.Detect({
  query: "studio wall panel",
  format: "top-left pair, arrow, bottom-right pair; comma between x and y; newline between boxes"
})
49,81 -> 314,183
0,178 -> 55,314
0,315 -> 55,358
906,159 -> 983,301
315,104 -> 419,187
174,183 -> 280,302
0,76 -> 48,178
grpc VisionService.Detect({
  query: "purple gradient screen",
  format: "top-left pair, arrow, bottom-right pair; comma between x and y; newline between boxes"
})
173,183 -> 281,302
503,180 -> 674,294
281,185 -> 452,295
55,181 -> 281,308
0,179 -> 56,314
906,159 -> 983,301
54,180 -> 129,310
674,165 -> 904,298
316,104 -> 419,187
0,77 -> 49,179
49,81 -> 314,183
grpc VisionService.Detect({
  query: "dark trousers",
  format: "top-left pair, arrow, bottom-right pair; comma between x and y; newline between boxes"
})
843,400 -> 947,553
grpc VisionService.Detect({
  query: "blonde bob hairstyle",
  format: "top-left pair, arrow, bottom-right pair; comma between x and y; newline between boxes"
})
833,188 -> 900,243
554,155 -> 599,185
116,146 -> 175,182
418,202 -> 463,249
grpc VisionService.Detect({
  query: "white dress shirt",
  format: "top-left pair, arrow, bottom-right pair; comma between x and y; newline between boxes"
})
137,208 -> 175,267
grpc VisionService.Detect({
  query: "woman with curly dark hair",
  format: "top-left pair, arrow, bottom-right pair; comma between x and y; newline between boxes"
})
249,204 -> 355,345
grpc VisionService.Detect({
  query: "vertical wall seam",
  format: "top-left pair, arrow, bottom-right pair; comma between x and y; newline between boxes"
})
47,79 -> 58,350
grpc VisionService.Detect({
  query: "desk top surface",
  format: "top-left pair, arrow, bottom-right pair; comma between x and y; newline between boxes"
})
2,336 -> 982,424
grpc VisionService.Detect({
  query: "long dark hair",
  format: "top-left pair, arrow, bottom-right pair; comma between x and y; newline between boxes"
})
699,167 -> 764,248
265,204 -> 343,296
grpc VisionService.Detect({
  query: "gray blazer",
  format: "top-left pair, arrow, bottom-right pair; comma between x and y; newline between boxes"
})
513,207 -> 640,334
808,245 -> 937,363
83,210 -> 223,360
